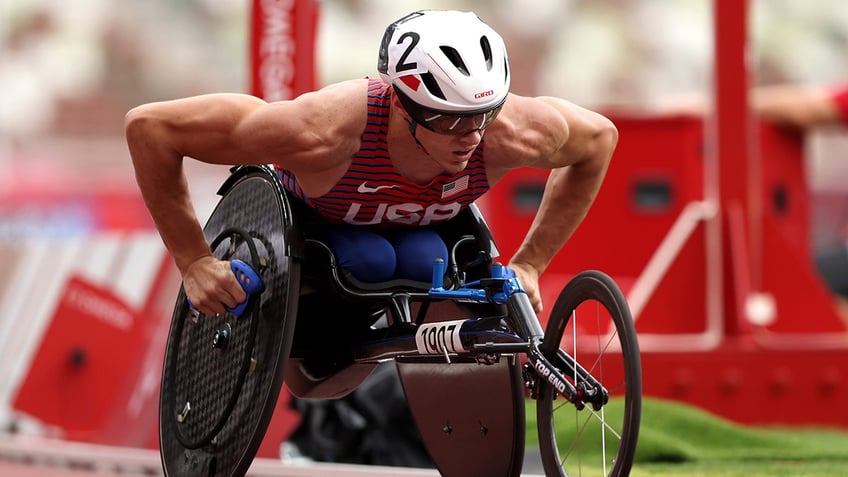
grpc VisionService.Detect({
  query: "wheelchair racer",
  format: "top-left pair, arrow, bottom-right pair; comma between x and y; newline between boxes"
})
125,9 -> 618,319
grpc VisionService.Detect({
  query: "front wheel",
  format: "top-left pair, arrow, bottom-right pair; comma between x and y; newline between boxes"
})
536,270 -> 641,477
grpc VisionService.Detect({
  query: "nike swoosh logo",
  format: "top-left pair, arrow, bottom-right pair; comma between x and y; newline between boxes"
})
357,182 -> 398,193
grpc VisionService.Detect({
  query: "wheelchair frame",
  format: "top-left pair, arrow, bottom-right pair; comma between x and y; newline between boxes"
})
158,164 -> 642,477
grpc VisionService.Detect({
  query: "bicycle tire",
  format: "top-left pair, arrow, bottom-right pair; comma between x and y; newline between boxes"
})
536,270 -> 641,477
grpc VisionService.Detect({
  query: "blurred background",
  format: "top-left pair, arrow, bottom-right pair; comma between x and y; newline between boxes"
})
2,0 -> 848,470
2,0 -> 848,236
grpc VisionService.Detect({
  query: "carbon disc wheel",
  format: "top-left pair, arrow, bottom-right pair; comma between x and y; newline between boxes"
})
159,166 -> 301,477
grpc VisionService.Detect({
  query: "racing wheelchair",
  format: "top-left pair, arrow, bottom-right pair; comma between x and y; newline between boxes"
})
158,164 -> 642,477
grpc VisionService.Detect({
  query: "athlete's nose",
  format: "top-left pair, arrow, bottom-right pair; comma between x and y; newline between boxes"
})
458,128 -> 483,145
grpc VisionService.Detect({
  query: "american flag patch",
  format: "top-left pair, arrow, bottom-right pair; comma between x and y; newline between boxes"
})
441,175 -> 469,199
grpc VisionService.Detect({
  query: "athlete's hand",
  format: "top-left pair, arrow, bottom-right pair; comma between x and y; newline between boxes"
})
182,256 -> 247,316
507,261 -> 543,315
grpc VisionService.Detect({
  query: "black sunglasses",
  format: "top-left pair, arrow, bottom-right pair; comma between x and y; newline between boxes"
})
418,106 -> 503,135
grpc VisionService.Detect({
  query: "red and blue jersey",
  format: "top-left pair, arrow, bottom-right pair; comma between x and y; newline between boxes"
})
832,85 -> 848,123
277,79 -> 490,226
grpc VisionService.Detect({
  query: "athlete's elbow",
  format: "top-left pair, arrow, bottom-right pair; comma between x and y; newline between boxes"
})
597,117 -> 619,154
124,104 -> 160,146
587,118 -> 618,168
124,104 -> 180,169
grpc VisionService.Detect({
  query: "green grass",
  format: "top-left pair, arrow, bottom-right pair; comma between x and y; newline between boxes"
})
526,397 -> 848,476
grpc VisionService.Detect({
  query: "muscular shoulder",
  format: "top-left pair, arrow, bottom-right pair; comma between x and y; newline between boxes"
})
483,94 -> 570,169
484,94 -> 617,179
245,79 -> 369,170
275,78 -> 367,142
295,79 -> 369,129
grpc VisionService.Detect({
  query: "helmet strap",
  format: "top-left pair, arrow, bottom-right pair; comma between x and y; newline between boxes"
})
406,119 -> 429,155
391,86 -> 430,155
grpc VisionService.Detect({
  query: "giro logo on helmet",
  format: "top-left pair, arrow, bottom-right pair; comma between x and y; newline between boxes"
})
474,90 -> 494,99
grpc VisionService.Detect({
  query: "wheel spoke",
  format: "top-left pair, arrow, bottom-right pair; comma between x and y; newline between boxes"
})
536,271 -> 641,477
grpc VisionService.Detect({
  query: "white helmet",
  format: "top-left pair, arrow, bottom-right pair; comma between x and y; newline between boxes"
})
378,10 -> 511,118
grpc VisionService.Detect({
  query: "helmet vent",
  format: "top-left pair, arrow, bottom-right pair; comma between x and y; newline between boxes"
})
419,72 -> 447,100
480,36 -> 493,70
439,46 -> 470,76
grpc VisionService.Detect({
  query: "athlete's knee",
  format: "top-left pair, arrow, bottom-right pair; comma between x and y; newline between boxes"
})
391,229 -> 447,282
326,229 -> 396,282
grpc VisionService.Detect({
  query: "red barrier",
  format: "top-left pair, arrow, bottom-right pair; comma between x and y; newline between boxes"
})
479,111 -> 848,427
477,0 -> 848,428
480,115 -> 711,337
13,275 -> 158,444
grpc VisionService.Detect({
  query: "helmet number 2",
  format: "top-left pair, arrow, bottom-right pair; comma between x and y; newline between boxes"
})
395,32 -> 420,73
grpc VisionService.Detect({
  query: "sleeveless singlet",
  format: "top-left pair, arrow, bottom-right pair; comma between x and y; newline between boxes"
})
833,86 -> 848,123
277,79 -> 490,227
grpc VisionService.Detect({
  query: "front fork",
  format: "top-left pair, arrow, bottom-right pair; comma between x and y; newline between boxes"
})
523,342 -> 609,411
428,259 -> 609,411
501,279 -> 609,412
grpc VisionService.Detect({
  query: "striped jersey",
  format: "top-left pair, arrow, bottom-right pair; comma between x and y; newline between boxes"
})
277,79 -> 490,227
834,85 -> 848,122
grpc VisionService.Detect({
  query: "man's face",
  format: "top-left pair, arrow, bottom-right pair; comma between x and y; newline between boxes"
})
415,126 -> 484,174
392,93 -> 501,173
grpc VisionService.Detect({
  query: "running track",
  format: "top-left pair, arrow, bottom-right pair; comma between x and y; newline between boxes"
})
0,433 -> 545,476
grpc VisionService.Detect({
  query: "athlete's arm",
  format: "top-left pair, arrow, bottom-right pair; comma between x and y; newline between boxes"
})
490,95 -> 618,313
752,84 -> 847,129
125,80 -> 364,315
